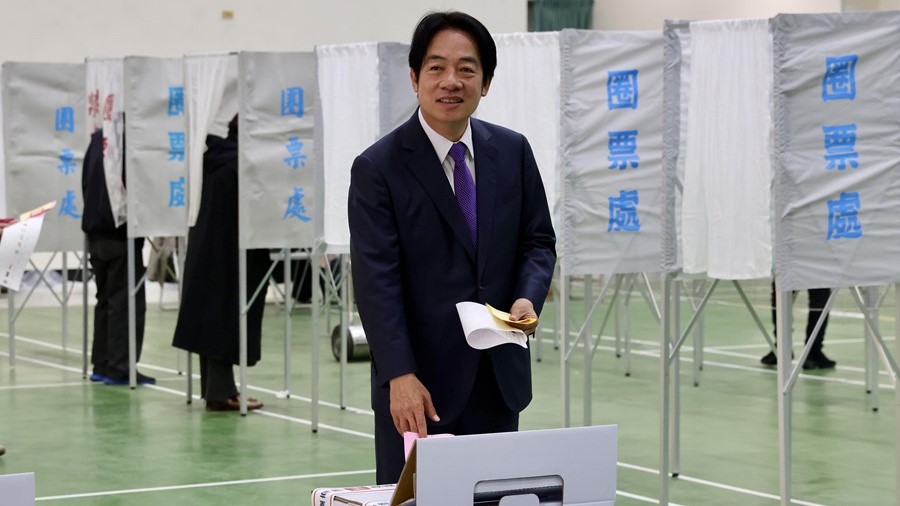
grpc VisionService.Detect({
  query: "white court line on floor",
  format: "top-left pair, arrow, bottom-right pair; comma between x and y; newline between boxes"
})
549,332 -> 899,389
0,331 -> 377,416
31,458 -> 823,505
0,333 -> 847,505
35,469 -> 377,501
615,490 -> 686,505
618,462 -> 827,506
591,345 -> 896,391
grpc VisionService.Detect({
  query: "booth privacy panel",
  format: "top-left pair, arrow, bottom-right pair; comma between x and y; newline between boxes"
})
238,51 -> 318,250
377,42 -> 416,138
124,56 -> 188,238
477,32 -> 560,231
559,29 -> 664,276
661,21 -> 691,273
86,58 -> 127,228
2,62 -> 86,252
681,19 -> 773,280
773,11 -> 900,291
317,43 -> 380,250
318,42 -> 415,251
184,53 -> 237,228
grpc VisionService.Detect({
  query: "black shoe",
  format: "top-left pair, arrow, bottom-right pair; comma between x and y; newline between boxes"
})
103,372 -> 157,385
804,351 -> 836,370
760,351 -> 777,366
761,350 -> 796,366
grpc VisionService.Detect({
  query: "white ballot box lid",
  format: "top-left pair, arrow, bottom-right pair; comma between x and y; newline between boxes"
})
0,472 -> 35,506
390,425 -> 617,506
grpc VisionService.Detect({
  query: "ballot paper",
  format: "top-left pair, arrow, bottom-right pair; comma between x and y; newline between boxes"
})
311,484 -> 395,506
455,301 -> 527,350
0,202 -> 56,291
403,431 -> 454,459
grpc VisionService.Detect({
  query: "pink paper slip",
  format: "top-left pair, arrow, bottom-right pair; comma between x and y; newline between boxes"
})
402,432 -> 454,460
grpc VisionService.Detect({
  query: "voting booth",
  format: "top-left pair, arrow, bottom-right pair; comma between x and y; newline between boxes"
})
557,28 -> 665,426
2,61 -> 86,364
771,11 -> 900,506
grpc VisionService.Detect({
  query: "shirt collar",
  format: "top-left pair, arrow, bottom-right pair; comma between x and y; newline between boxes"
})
417,108 -> 474,163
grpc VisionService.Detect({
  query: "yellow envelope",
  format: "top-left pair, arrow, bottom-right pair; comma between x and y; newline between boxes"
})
485,303 -> 537,330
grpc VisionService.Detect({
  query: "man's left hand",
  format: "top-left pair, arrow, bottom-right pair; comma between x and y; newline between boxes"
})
508,298 -> 538,333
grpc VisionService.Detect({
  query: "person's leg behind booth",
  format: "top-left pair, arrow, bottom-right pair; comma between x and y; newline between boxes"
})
761,279 -> 801,366
761,279 -> 780,365
804,287 -> 836,369
97,238 -> 154,385
88,239 -> 111,382
203,356 -> 263,411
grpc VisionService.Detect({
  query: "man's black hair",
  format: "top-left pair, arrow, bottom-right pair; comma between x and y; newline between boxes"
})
408,11 -> 496,87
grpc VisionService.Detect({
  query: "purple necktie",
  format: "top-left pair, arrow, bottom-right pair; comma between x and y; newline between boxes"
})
449,142 -> 477,249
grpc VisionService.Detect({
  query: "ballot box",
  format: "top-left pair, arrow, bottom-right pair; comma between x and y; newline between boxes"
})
0,472 -> 35,506
390,425 -> 617,505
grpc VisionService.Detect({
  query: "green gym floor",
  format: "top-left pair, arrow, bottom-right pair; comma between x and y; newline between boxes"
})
0,276 -> 896,505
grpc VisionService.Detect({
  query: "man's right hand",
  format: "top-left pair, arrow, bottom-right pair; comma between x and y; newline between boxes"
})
389,373 -> 440,437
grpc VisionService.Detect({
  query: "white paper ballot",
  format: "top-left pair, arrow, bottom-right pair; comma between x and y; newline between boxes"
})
0,214 -> 46,291
456,301 -> 528,350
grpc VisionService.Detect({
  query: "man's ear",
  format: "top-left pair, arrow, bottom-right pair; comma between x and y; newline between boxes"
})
481,77 -> 492,97
410,68 -> 419,93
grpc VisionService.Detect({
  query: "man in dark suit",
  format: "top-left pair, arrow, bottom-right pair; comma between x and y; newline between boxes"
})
348,11 -> 557,484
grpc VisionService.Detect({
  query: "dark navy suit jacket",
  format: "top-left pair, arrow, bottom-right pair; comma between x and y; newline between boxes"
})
348,112 -> 556,423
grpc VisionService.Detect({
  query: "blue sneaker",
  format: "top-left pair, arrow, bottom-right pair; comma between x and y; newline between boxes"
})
89,373 -> 106,382
103,372 -> 156,385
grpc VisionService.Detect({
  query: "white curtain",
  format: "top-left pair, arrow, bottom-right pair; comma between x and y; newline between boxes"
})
477,32 -> 560,229
86,58 -> 127,227
183,53 -> 237,227
0,64 -> 5,217
316,43 -> 380,250
681,19 -> 773,279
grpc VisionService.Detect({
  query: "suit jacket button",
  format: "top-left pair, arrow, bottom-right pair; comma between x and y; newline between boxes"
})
478,285 -> 484,291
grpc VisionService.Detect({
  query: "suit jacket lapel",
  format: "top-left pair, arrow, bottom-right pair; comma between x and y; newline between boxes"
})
472,119 -> 497,281
401,114 -> 477,265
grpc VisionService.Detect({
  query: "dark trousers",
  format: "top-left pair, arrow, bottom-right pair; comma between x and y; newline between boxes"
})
89,237 -> 146,379
373,353 -> 519,484
199,356 -> 238,402
770,280 -> 831,352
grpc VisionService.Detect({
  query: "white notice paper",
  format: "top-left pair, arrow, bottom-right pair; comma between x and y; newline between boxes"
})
455,301 -> 527,350
0,214 -> 47,291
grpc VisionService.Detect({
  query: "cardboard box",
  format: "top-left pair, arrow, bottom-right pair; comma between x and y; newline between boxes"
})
311,484 -> 395,506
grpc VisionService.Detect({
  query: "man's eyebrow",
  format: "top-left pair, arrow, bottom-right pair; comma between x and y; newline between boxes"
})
424,54 -> 480,65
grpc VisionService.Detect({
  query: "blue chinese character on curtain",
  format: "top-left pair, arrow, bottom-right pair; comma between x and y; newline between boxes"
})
283,137 -> 307,169
168,87 -> 184,116
168,177 -> 186,207
608,130 -> 640,169
822,55 -> 858,102
58,190 -> 81,219
281,87 -> 304,118
283,187 -> 312,222
826,192 -> 862,239
608,190 -> 640,232
822,124 -> 858,170
55,107 -> 74,132
168,132 -> 185,161
57,149 -> 76,175
607,70 -> 639,110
